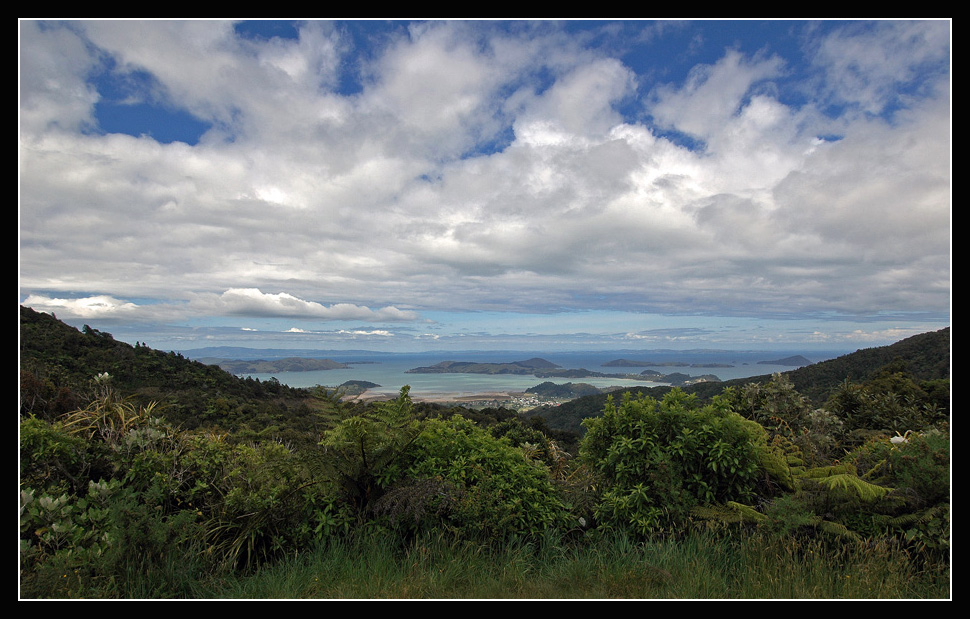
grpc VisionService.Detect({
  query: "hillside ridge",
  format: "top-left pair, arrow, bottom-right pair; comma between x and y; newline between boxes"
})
523,327 -> 950,435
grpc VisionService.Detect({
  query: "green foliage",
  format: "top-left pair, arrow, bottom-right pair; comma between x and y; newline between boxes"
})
392,415 -> 571,539
843,428 -> 950,559
826,376 -> 947,442
20,478 -> 203,598
699,425 -> 950,552
199,440 -> 323,569
579,389 -> 770,534
20,416 -> 104,497
316,386 -> 424,514
724,373 -> 846,467
889,503 -> 950,558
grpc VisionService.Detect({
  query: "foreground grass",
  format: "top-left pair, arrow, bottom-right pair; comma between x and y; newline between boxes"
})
193,530 -> 950,600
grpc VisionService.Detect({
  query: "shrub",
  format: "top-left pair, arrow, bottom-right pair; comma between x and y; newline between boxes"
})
314,387 -> 570,540
20,479 -> 202,598
391,415 -> 571,539
580,389 -> 774,535
20,416 -> 104,497
724,374 -> 846,466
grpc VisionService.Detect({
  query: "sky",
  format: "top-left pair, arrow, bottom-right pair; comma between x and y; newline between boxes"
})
19,19 -> 951,354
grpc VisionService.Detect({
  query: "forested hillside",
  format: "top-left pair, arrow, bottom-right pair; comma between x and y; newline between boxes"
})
525,328 -> 950,436
19,307 -> 950,598
19,306 -> 333,443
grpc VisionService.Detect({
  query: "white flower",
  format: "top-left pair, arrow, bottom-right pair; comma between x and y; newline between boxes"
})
890,435 -> 908,444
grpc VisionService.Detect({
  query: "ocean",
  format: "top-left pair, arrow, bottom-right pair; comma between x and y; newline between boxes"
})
225,349 -> 846,400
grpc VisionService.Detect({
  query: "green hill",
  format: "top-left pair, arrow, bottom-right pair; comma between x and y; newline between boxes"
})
524,328 -> 950,435
19,306 -> 320,437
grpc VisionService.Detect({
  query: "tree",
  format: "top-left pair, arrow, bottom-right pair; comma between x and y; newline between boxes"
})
316,386 -> 423,515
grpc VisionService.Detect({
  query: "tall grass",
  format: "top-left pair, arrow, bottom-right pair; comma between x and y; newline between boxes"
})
194,529 -> 950,599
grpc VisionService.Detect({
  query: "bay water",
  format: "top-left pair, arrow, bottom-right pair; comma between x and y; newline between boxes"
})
232,349 -> 846,400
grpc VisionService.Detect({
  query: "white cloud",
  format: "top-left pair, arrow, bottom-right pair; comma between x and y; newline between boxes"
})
336,329 -> 393,337
648,49 -> 786,143
19,21 -> 102,134
211,288 -> 419,322
19,20 -> 950,349
810,20 -> 950,115
22,294 -> 140,318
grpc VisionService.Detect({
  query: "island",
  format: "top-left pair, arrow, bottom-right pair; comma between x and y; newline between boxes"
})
405,358 -> 563,375
334,380 -> 381,396
406,358 -> 722,386
213,357 -> 349,374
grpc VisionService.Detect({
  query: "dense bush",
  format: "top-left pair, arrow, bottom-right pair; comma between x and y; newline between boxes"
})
316,387 -> 571,540
723,374 -> 847,467
393,415 -> 572,538
579,389 -> 783,534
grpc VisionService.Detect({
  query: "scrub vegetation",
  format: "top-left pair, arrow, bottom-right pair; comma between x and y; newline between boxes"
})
19,307 -> 950,598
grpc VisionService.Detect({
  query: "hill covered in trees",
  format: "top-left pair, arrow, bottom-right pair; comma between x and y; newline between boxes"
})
524,328 -> 950,436
19,305 -> 329,441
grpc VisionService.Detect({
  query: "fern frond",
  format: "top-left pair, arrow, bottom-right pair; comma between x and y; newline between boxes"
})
859,458 -> 888,480
816,519 -> 863,542
815,473 -> 892,502
725,501 -> 767,523
690,501 -> 766,524
887,504 -> 948,527
801,463 -> 857,478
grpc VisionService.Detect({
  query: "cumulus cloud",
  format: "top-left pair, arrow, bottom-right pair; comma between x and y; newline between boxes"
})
207,288 -> 419,322
19,20 -> 950,349
21,294 -> 141,318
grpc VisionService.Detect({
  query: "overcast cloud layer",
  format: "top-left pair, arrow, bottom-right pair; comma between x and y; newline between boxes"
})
19,20 -> 951,352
